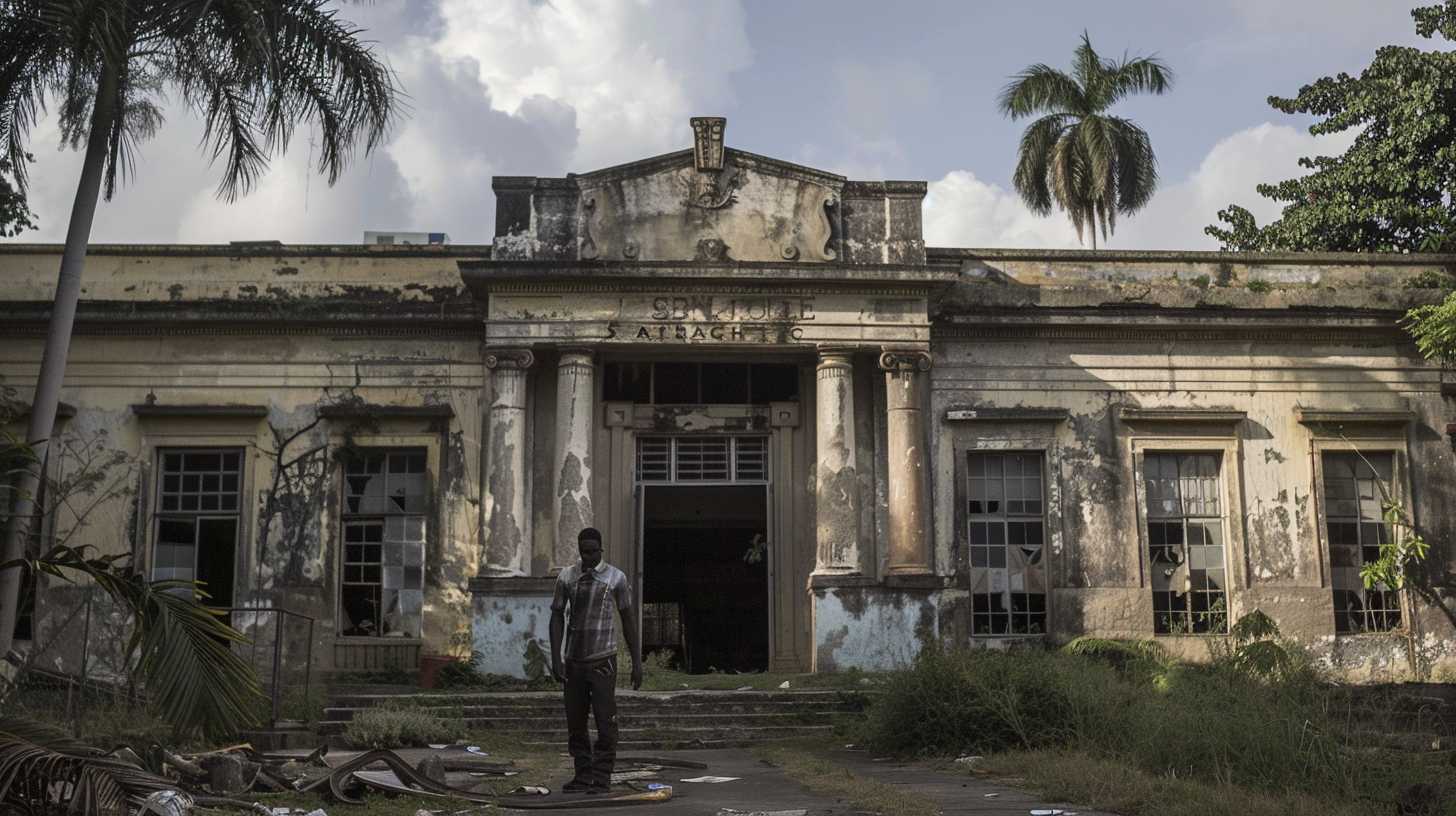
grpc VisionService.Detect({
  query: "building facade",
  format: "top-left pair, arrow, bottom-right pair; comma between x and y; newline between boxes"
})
3,121 -> 1455,682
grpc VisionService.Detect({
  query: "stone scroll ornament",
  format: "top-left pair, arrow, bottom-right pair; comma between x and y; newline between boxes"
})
879,350 -> 932,372
484,349 -> 535,370
579,196 -> 600,260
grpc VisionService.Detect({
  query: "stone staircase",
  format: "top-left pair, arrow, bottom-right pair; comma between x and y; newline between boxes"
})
319,689 -> 867,750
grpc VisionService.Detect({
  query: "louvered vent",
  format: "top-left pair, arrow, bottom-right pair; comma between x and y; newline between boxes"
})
636,436 -> 770,484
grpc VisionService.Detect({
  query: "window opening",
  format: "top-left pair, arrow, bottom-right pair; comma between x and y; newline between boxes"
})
967,452 -> 1047,636
340,449 -> 428,638
636,436 -> 769,485
1323,452 -> 1401,633
153,449 -> 242,608
1144,452 -> 1227,634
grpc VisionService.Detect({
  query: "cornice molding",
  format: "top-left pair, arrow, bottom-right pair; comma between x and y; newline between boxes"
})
1119,407 -> 1247,423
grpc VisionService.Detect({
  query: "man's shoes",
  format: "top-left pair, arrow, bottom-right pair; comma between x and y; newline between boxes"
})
562,778 -> 592,793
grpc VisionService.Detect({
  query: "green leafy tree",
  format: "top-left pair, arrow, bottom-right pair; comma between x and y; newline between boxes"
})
0,154 -> 35,237
998,32 -> 1172,249
1207,2 -> 1456,252
0,1 -> 398,669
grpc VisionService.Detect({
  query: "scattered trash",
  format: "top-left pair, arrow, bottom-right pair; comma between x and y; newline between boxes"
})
464,746 -> 489,756
508,785 -> 551,796
1030,810 -> 1065,815
428,744 -> 449,749
718,810 -> 808,816
954,755 -> 985,770
983,793 -> 1000,799
843,743 -> 859,749
141,790 -> 195,816
611,769 -> 662,782
778,680 -> 790,689
680,775 -> 742,783
735,685 -> 754,691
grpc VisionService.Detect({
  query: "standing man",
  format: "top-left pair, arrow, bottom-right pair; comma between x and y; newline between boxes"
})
550,527 -> 642,794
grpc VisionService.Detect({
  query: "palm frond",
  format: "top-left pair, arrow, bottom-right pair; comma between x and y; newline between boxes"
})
997,64 -> 1086,119
1108,116 -> 1158,214
0,716 -> 176,815
1011,114 -> 1068,214
1051,131 -> 1093,244
1105,54 -> 1173,106
20,543 -> 265,740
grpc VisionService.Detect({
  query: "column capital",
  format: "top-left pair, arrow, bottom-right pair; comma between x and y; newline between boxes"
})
485,348 -> 536,370
878,349 -> 932,373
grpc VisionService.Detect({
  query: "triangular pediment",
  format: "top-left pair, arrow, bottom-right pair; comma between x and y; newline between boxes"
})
491,119 -> 927,265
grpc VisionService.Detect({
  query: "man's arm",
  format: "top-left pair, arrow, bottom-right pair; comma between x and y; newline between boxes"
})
619,603 -> 642,690
549,608 -> 566,683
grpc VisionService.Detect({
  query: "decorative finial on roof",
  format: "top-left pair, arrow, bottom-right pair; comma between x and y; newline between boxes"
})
690,117 -> 726,172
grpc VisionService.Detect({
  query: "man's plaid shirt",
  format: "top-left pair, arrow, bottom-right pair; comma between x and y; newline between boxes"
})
552,561 -> 631,661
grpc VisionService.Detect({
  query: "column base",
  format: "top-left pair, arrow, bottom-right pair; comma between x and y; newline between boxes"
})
468,576 -> 557,679
810,581 -> 944,673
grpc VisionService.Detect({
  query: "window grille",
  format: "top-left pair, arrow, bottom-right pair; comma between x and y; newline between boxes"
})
635,436 -> 770,484
340,449 -> 428,638
1144,452 -> 1228,634
967,452 -> 1047,636
1323,452 -> 1401,633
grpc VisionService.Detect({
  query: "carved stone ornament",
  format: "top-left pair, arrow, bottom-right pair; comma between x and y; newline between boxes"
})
691,116 -> 727,172
622,239 -> 640,259
485,349 -> 535,370
579,197 -> 600,260
878,350 -> 932,373
685,167 -> 743,211
695,237 -> 731,262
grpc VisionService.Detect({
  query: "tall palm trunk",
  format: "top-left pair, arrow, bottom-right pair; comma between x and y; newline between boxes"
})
0,60 -> 120,660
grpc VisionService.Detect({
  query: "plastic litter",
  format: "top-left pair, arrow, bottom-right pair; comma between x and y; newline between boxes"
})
680,776 -> 741,783
1030,810 -> 1065,815
509,786 -> 551,796
778,680 -> 790,689
141,790 -> 195,816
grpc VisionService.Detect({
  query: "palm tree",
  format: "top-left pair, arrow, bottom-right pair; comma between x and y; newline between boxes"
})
998,32 -> 1172,249
0,0 -> 397,703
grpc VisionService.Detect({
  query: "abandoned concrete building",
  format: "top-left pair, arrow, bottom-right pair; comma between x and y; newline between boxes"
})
2,118 -> 1455,684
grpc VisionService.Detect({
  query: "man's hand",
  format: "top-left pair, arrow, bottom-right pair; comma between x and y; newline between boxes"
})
630,661 -> 643,690
552,660 -> 566,684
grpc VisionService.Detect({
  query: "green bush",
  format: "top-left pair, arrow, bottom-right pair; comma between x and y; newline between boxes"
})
863,643 -> 1433,808
342,703 -> 466,749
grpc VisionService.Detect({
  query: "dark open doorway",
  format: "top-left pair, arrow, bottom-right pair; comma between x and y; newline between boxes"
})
641,485 -> 769,673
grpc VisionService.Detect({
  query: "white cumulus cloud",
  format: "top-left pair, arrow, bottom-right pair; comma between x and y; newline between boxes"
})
924,122 -> 1359,250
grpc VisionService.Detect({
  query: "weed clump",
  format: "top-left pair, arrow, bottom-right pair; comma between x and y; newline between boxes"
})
343,703 -> 466,749
864,626 -> 1443,810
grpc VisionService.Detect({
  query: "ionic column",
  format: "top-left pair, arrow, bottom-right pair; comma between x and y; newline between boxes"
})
814,348 -> 861,576
482,349 -> 534,577
552,348 -> 595,571
881,349 -> 932,574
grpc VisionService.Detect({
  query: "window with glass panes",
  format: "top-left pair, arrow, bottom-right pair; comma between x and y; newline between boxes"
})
152,449 -> 242,607
1322,452 -> 1401,633
1143,453 -> 1227,634
967,452 -> 1047,636
340,449 -> 428,638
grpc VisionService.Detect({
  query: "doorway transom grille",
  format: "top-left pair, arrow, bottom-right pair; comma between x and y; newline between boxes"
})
635,435 -> 769,484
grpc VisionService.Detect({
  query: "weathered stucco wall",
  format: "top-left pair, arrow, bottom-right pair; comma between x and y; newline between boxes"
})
1,246 -> 488,673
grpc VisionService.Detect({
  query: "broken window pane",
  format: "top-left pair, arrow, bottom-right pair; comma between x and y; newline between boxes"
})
1144,452 -> 1227,634
1323,451 -> 1401,633
967,452 -> 1047,637
340,449 -> 429,638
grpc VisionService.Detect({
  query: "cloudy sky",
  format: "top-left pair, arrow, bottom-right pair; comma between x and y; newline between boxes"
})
2,0 -> 1432,250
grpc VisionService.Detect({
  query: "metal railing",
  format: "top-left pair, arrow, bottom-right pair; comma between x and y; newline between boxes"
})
217,606 -> 317,728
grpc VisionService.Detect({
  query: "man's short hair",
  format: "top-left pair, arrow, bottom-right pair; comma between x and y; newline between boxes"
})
578,527 -> 603,545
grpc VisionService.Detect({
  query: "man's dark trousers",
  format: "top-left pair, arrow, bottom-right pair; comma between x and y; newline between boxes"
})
563,655 -> 618,786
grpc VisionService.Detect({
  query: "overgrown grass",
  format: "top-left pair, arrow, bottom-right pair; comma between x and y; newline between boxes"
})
977,750 -> 1376,816
342,702 -> 468,749
754,743 -> 940,816
864,644 -> 1450,814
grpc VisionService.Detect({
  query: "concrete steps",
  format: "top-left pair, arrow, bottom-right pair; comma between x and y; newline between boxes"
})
317,689 -> 866,749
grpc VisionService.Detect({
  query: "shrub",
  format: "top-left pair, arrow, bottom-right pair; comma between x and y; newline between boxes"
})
342,703 -> 466,749
862,642 -> 1410,805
